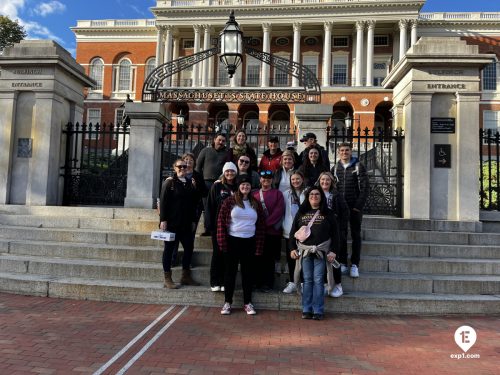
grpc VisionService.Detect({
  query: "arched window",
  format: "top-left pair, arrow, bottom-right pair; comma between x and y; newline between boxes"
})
243,111 -> 259,128
145,57 -> 156,79
89,58 -> 104,91
118,59 -> 132,91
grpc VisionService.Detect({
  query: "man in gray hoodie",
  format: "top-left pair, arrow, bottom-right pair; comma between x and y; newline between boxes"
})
196,134 -> 228,235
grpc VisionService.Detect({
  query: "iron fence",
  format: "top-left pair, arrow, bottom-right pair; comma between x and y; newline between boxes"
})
327,126 -> 404,217
480,128 -> 499,211
61,122 -> 130,206
160,122 -> 297,180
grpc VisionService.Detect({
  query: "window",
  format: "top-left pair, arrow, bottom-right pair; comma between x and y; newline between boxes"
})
331,55 -> 348,85
482,62 -> 497,91
274,66 -> 289,86
179,65 -> 192,87
304,37 -> 318,46
112,58 -> 136,98
303,55 -> 318,78
246,56 -> 260,86
118,59 -> 131,91
183,39 -> 194,49
333,37 -> 349,47
145,58 -> 156,79
87,109 -> 101,140
484,111 -> 500,133
374,35 -> 389,46
276,37 -> 289,46
218,62 -> 230,86
89,58 -> 104,91
373,58 -> 389,86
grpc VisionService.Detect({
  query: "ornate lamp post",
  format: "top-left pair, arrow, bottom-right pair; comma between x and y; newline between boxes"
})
219,10 -> 243,78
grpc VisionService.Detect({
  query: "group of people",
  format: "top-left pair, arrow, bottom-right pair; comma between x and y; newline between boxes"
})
158,130 -> 369,319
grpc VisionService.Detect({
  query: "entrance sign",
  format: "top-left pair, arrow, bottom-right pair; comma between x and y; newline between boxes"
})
434,144 -> 451,168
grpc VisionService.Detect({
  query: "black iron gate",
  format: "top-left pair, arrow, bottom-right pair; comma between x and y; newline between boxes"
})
160,122 -> 297,187
327,126 -> 404,217
61,122 -> 130,205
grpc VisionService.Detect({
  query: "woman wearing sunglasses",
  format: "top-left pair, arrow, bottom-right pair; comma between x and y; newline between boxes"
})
159,158 -> 200,289
289,187 -> 340,320
252,170 -> 285,292
237,155 -> 260,189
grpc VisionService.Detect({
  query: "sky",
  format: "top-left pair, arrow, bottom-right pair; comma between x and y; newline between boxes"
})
0,0 -> 498,56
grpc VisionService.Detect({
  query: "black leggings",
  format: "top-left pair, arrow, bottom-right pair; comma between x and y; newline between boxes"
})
224,236 -> 255,305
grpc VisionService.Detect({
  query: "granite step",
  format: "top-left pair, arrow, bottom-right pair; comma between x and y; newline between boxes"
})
0,271 -> 498,315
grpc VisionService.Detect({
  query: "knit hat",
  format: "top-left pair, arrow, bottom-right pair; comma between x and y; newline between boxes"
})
222,161 -> 237,173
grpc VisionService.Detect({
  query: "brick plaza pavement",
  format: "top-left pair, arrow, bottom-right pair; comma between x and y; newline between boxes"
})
0,293 -> 498,375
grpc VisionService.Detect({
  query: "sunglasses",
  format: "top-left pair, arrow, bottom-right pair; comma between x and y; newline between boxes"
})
259,170 -> 273,177
175,165 -> 187,169
239,159 -> 250,164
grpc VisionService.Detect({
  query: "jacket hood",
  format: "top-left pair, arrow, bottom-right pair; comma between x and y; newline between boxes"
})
263,148 -> 283,158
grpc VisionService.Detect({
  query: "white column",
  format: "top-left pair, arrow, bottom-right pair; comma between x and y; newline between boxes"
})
322,21 -> 332,87
192,24 -> 201,87
155,27 -> 165,67
399,19 -> 408,59
365,20 -> 375,87
172,36 -> 179,87
410,20 -> 418,46
261,23 -> 271,87
202,25 -> 211,87
0,92 -> 17,204
355,21 -> 365,87
163,26 -> 173,86
292,22 -> 302,88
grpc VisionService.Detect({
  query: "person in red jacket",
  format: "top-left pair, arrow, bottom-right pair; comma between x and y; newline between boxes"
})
258,136 -> 283,172
252,170 -> 285,292
217,175 -> 265,315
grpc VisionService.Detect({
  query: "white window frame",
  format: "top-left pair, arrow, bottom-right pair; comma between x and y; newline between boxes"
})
331,53 -> 349,86
180,65 -> 193,87
183,39 -> 194,49
482,61 -> 498,91
372,55 -> 391,87
333,36 -> 349,47
483,111 -> 500,134
86,108 -> 101,140
217,62 -> 230,86
374,35 -> 389,47
114,108 -> 125,140
245,56 -> 261,86
302,53 -> 319,79
145,57 -> 156,79
89,58 -> 104,91
112,58 -> 136,99
273,52 -> 290,87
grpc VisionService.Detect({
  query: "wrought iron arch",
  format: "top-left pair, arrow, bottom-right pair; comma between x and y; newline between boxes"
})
142,45 -> 321,103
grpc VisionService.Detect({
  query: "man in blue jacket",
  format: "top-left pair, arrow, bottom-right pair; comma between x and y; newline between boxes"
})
331,142 -> 369,278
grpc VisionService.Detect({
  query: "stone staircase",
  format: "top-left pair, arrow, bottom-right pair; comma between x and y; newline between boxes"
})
0,204 -> 499,314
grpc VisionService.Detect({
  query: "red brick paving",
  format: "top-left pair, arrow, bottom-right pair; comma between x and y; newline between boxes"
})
0,293 -> 498,374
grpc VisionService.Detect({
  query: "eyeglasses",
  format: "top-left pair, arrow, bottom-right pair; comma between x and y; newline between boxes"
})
259,170 -> 273,177
239,159 -> 250,164
175,165 -> 187,169
309,192 -> 321,196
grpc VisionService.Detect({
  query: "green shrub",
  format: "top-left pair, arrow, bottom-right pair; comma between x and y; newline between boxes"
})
481,161 -> 499,210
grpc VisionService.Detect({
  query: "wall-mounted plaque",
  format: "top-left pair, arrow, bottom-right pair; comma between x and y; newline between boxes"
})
431,118 -> 455,133
17,138 -> 32,158
434,144 -> 451,168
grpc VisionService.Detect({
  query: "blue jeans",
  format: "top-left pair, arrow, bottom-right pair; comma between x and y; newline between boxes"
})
301,255 -> 326,315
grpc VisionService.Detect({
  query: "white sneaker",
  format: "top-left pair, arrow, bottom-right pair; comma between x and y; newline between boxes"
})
244,303 -> 257,315
340,264 -> 349,274
275,262 -> 281,274
220,286 -> 225,292
350,265 -> 359,278
220,302 -> 231,315
211,286 -> 221,292
330,284 -> 343,298
282,282 -> 297,294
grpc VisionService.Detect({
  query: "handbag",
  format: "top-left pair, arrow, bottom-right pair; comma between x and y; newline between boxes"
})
294,210 -> 320,243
